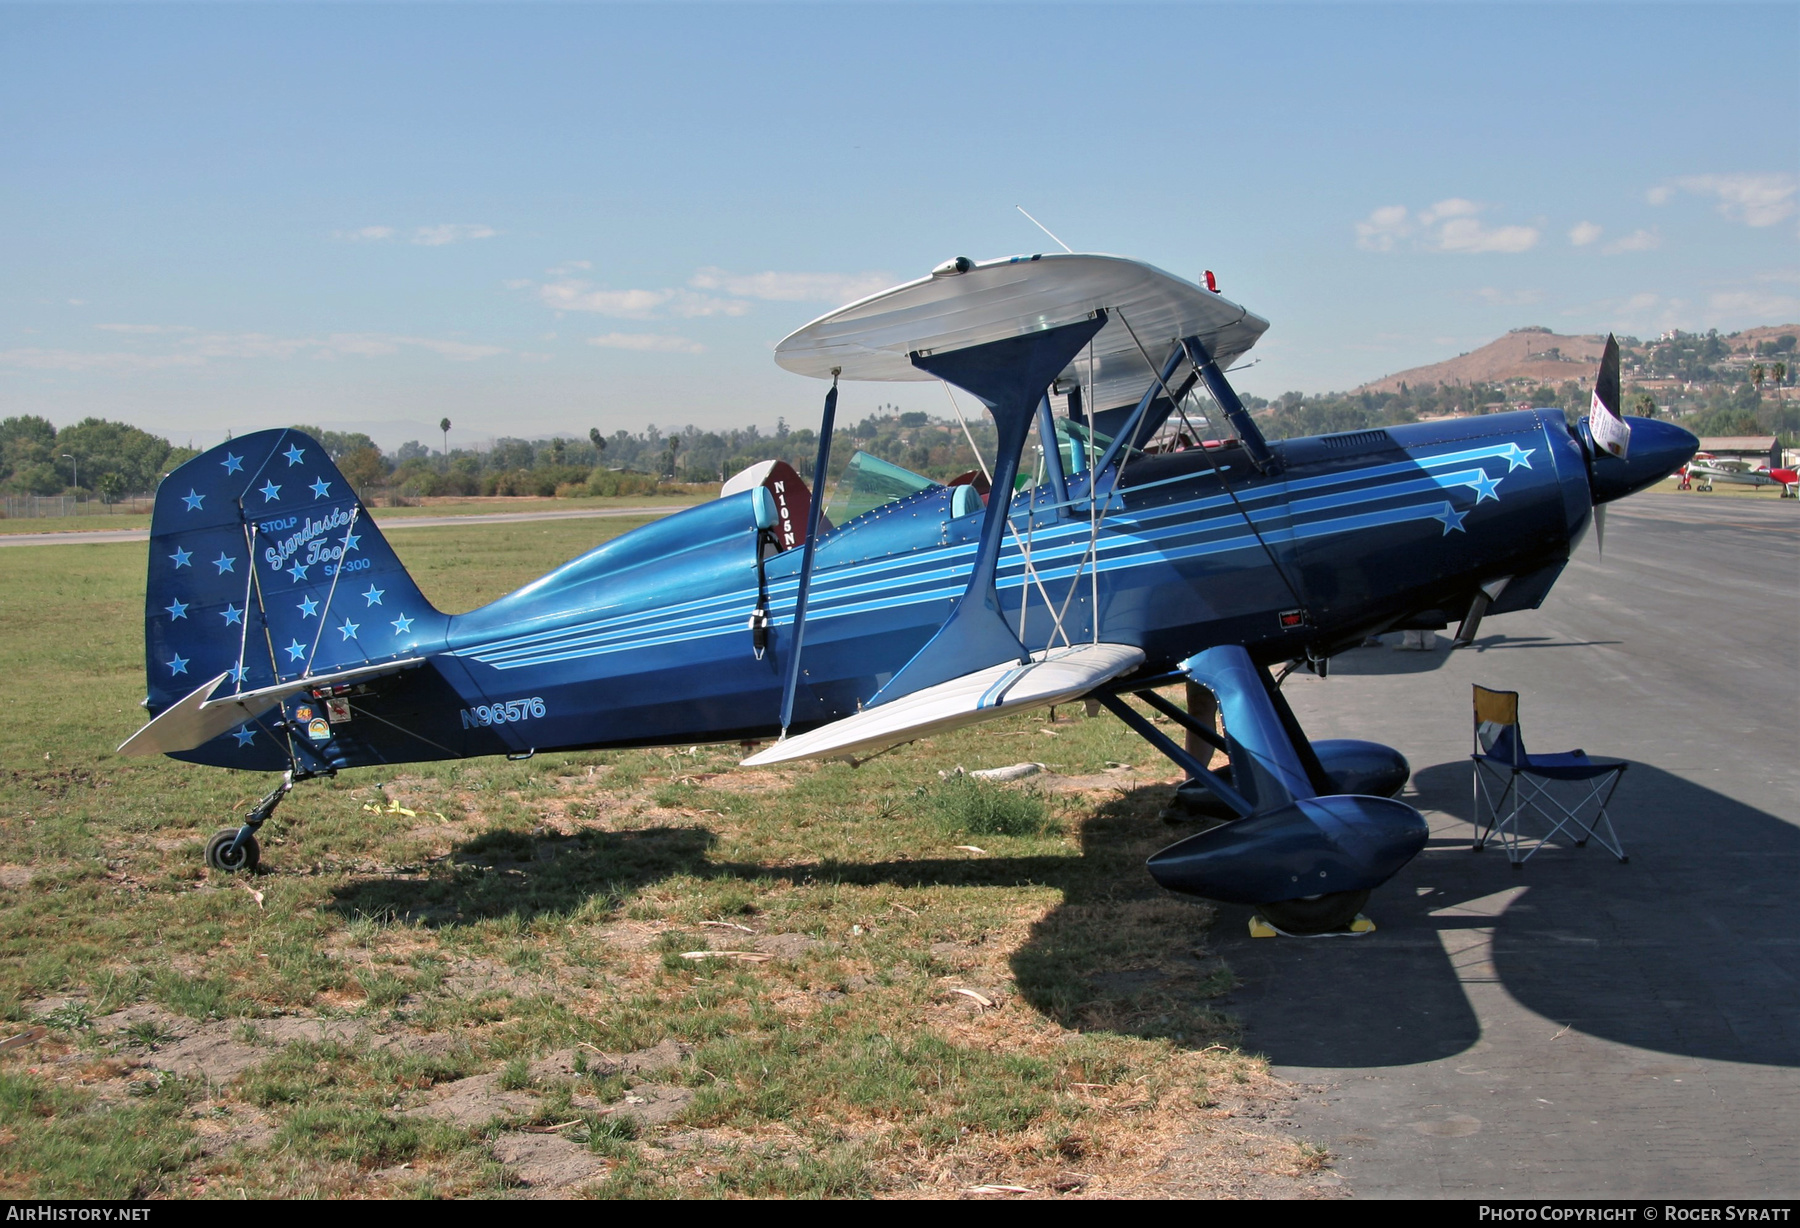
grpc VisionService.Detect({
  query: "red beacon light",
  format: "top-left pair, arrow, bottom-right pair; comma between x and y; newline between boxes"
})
1204,270 -> 1218,292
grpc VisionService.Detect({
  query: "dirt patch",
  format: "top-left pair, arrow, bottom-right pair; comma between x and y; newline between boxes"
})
610,1084 -> 694,1127
490,1131 -> 612,1196
406,1070 -> 540,1127
190,1104 -> 278,1157
753,932 -> 820,960
0,866 -> 35,889
528,1039 -> 688,1086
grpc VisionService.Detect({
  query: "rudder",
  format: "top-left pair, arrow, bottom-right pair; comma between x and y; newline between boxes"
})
144,430 -> 446,749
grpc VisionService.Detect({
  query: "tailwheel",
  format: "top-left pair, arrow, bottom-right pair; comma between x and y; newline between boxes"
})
1255,889 -> 1370,935
205,828 -> 261,874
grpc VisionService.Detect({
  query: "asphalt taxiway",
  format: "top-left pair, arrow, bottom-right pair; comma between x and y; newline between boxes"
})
1213,491 -> 1799,1197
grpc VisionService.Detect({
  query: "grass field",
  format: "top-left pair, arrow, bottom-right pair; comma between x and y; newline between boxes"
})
0,492 -> 712,536
0,516 -> 1325,1199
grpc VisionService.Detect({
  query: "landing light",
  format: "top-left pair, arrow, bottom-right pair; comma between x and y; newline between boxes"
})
932,255 -> 974,277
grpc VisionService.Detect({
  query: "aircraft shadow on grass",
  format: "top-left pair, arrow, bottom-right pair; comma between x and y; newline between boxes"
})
329,759 -> 1797,1069
329,783 -> 1229,1045
1210,759 -> 1800,1070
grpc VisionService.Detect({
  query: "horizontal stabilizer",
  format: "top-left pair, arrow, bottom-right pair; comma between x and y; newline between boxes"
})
742,643 -> 1143,767
118,658 -> 426,757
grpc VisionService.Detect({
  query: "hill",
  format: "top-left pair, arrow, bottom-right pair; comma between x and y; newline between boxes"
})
1357,327 -> 1607,393
1357,323 -> 1800,394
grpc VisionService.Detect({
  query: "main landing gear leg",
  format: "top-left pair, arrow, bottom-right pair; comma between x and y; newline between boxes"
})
205,770 -> 298,873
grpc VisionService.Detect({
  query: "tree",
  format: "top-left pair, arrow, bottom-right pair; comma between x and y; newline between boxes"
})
339,445 -> 389,496
53,418 -> 182,494
1751,363 -> 1766,400
439,417 -> 451,457
589,427 -> 606,458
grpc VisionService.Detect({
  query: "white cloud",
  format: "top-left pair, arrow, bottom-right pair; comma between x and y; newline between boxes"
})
1354,205 -> 1410,252
338,226 -> 397,241
1708,290 -> 1800,319
1355,199 -> 1538,254
1569,221 -> 1603,247
588,332 -> 705,354
688,267 -> 893,303
547,260 -> 592,275
537,280 -> 748,319
1477,287 -> 1544,307
1602,228 -> 1662,255
0,348 -> 205,372
0,329 -> 510,372
1652,174 -> 1797,227
412,223 -> 497,246
1417,198 -> 1480,226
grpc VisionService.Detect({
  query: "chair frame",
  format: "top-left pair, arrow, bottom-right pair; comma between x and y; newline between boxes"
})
1470,685 -> 1629,867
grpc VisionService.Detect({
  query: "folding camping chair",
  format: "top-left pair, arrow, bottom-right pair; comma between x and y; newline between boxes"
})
1471,685 -> 1629,866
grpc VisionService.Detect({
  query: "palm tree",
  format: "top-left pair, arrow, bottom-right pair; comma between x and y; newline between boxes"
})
439,417 -> 451,458
1750,363 -> 1766,400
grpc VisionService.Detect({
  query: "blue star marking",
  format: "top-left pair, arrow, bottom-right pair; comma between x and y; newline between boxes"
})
168,546 -> 192,569
258,480 -> 282,502
390,613 -> 413,635
1433,503 -> 1469,535
166,653 -> 189,676
288,561 -> 310,581
283,444 -> 306,466
164,598 -> 189,620
1501,444 -> 1535,471
221,604 -> 243,626
233,725 -> 256,747
181,489 -> 204,512
226,663 -> 249,683
310,477 -> 332,499
342,532 -> 362,553
284,639 -> 307,661
1464,470 -> 1501,503
337,619 -> 360,641
213,552 -> 236,574
221,452 -> 244,475
362,584 -> 384,606
297,596 -> 319,618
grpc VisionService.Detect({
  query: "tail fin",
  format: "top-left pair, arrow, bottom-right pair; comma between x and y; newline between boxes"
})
145,429 -> 445,723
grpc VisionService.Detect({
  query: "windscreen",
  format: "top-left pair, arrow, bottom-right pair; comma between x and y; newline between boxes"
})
823,451 -> 940,526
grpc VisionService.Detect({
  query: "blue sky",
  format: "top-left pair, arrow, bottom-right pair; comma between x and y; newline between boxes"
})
2,3 -> 1796,451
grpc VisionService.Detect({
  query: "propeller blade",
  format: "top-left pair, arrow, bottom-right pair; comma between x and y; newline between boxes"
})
1587,334 -> 1631,460
1594,502 -> 1606,558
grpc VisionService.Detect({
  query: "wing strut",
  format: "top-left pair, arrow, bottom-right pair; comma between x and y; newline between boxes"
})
777,373 -> 839,735
867,312 -> 1109,707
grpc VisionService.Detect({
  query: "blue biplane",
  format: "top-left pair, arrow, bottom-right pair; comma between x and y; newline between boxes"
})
122,254 -> 1695,932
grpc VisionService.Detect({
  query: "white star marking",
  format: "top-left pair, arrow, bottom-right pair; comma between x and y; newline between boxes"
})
169,547 -> 192,568
362,585 -> 384,606
390,613 -> 414,635
213,553 -> 236,574
164,599 -> 189,620
258,480 -> 282,502
222,604 -> 243,626
297,596 -> 319,618
182,490 -> 204,511
166,654 -> 189,675
337,619 -> 360,640
221,452 -> 244,474
284,639 -> 307,661
283,444 -> 306,465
